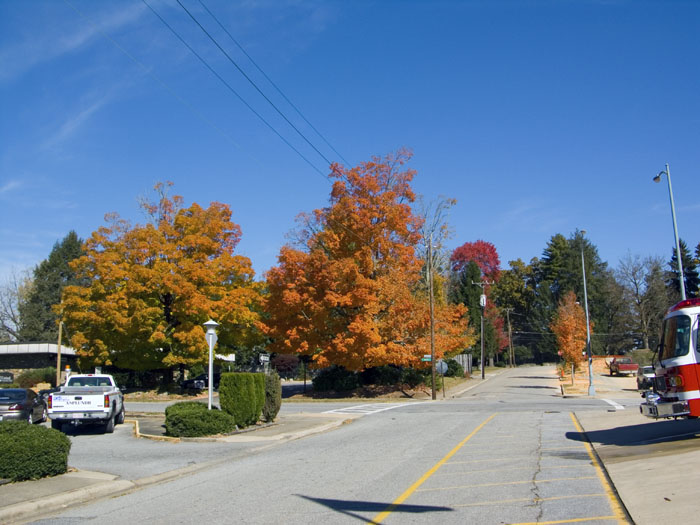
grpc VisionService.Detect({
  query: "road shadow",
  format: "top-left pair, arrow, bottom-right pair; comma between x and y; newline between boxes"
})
513,385 -> 558,390
296,494 -> 452,523
567,419 -> 700,447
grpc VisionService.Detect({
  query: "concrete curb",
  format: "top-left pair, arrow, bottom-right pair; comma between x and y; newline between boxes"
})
0,477 -> 134,524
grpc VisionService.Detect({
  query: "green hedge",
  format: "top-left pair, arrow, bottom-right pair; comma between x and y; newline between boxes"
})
219,373 -> 265,428
164,401 -> 235,437
253,374 -> 264,423
0,421 -> 71,481
263,371 -> 282,422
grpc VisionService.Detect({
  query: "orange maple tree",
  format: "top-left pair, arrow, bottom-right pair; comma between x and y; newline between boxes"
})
61,183 -> 263,371
263,150 -> 473,371
550,290 -> 591,376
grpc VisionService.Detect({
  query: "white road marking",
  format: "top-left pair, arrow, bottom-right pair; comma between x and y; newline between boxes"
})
323,402 -> 427,415
602,399 -> 625,410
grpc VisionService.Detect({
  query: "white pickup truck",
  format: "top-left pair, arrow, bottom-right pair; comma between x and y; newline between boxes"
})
48,374 -> 125,433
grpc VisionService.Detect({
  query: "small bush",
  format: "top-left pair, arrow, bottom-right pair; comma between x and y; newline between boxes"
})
219,373 -> 260,428
360,366 -> 402,386
16,367 -> 57,388
400,368 -> 425,389
0,421 -> 71,481
165,406 -> 235,437
263,371 -> 282,422
445,359 -> 464,377
312,366 -> 360,392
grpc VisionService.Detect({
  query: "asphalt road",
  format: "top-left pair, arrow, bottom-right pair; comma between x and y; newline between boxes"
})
30,366 -> 636,524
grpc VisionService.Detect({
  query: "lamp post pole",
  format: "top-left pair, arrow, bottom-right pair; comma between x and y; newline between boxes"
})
580,230 -> 595,396
203,319 -> 219,410
655,164 -> 685,300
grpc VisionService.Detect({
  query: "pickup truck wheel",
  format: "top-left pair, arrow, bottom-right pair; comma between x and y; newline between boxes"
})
104,414 -> 115,433
116,407 -> 125,424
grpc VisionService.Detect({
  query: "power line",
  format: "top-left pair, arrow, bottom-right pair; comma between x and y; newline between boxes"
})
175,0 -> 337,169
62,0 -> 270,171
141,0 -> 329,179
196,0 -> 350,167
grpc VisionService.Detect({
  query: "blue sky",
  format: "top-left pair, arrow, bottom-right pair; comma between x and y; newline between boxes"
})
1,0 -> 698,283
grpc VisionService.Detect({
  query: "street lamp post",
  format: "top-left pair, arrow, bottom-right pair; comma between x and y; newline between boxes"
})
654,164 -> 686,300
580,230 -> 595,397
203,319 -> 219,410
479,294 -> 486,380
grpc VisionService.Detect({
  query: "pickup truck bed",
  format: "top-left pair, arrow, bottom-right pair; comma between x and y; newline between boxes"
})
609,358 -> 639,376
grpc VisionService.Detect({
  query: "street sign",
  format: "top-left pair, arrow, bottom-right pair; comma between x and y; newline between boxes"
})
422,354 -> 432,362
436,360 -> 448,375
259,354 -> 270,363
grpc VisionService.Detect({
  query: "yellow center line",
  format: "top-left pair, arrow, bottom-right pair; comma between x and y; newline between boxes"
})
416,476 -> 597,492
569,412 -> 631,524
369,413 -> 496,524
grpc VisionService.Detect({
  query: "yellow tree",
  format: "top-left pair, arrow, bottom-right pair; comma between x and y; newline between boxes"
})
61,183 -> 263,371
263,150 -> 473,371
550,290 -> 590,382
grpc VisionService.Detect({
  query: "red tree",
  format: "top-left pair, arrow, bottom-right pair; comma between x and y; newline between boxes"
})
451,240 -> 501,282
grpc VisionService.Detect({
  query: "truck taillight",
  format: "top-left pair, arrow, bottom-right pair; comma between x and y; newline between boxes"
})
104,394 -> 110,408
48,396 -> 52,409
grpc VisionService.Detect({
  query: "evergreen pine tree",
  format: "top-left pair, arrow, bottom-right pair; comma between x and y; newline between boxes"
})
18,231 -> 84,342
668,239 -> 699,299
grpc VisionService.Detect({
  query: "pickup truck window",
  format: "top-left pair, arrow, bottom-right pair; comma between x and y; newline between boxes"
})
659,315 -> 691,360
66,377 -> 113,387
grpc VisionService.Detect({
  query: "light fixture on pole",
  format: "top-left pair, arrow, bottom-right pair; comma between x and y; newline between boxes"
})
654,164 -> 685,300
203,319 -> 219,410
580,230 -> 595,397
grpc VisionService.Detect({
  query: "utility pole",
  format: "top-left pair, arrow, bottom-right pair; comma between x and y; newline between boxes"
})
505,308 -> 514,368
56,320 -> 63,387
428,235 -> 436,400
472,280 -> 494,379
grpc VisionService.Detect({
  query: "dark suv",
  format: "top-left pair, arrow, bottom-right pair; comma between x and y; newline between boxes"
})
180,373 -> 220,393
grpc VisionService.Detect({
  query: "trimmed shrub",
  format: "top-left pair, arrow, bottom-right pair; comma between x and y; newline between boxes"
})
252,373 -> 265,424
219,373 -> 256,428
263,371 -> 282,422
165,407 -> 235,438
16,367 -> 57,388
0,421 -> 71,481
165,401 -> 209,418
445,359 -> 465,378
312,366 -> 360,392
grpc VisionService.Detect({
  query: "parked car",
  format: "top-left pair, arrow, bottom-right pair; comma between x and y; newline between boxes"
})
637,366 -> 655,390
0,388 -> 47,424
609,357 -> 639,376
180,373 -> 220,393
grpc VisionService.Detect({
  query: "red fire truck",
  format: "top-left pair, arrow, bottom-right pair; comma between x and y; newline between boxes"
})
641,298 -> 700,419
